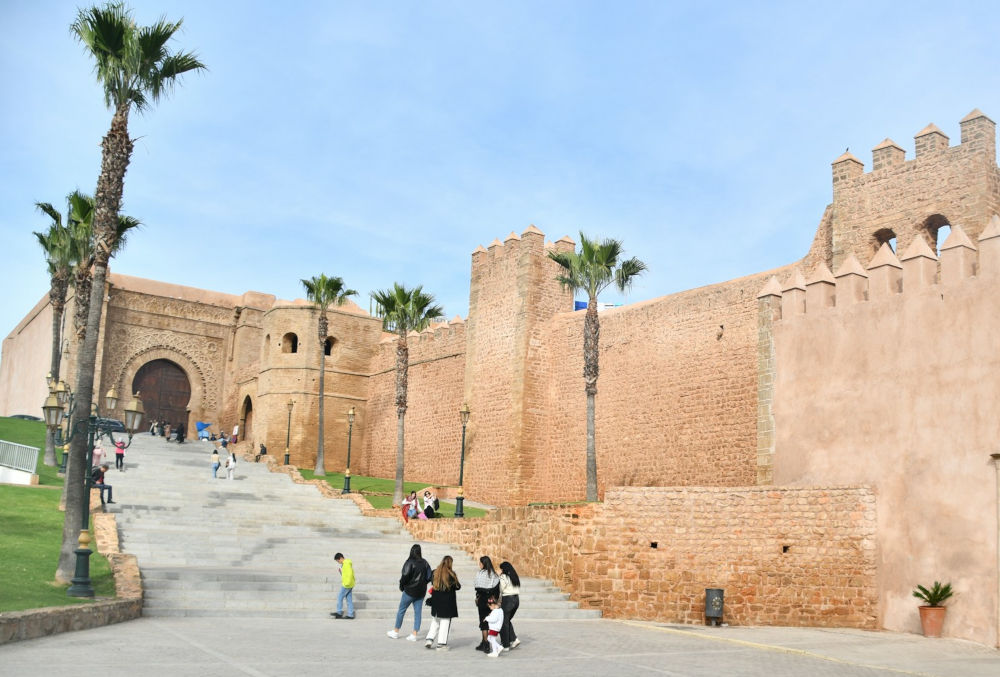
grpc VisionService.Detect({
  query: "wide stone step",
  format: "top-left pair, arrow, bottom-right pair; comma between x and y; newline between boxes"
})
111,436 -> 599,621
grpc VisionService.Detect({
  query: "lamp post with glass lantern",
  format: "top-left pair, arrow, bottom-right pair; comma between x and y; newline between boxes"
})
284,399 -> 294,465
455,403 -> 471,518
342,407 -> 355,494
42,388 -> 144,597
54,381 -> 71,471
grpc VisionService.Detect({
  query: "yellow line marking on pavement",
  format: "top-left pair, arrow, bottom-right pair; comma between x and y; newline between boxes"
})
614,621 -> 939,677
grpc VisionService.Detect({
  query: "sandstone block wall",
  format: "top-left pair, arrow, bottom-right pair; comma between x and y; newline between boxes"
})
362,319 -> 466,484
526,269 -> 790,503
258,303 -> 382,471
408,485 -> 878,628
829,112 -> 1000,272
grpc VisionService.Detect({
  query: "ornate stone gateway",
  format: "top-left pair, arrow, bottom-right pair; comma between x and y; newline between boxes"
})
132,359 -> 191,429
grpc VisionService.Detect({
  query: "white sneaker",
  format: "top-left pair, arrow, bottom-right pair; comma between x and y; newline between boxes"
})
511,638 -> 521,649
406,634 -> 418,642
487,649 -> 502,658
386,630 -> 400,639
436,645 -> 450,651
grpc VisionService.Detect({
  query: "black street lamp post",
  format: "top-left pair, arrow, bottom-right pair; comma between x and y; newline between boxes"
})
455,403 -> 470,518
284,399 -> 293,465
342,407 -> 355,494
43,388 -> 143,597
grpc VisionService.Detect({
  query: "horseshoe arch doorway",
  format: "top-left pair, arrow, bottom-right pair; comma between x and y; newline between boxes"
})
132,359 -> 191,428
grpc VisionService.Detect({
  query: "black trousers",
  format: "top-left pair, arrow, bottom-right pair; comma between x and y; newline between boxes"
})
500,594 -> 519,646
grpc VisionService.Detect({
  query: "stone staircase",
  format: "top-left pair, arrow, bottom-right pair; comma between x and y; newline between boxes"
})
107,435 -> 599,620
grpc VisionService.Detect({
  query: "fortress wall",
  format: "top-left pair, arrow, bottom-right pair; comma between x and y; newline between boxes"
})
525,268 -> 790,503
0,295 -> 54,417
408,485 -> 877,628
768,225 -> 1000,645
829,111 -> 1000,272
459,229 -> 575,506
259,304 -> 382,472
361,320 -> 466,485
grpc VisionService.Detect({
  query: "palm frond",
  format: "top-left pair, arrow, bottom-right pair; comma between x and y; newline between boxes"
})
34,202 -> 63,227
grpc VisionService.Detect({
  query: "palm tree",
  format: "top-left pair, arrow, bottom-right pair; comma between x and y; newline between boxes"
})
371,283 -> 443,505
66,190 -> 140,341
57,3 -> 204,583
548,233 -> 646,501
33,205 -> 74,466
301,275 -> 357,475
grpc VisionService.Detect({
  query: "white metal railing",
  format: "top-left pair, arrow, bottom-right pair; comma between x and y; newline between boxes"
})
0,439 -> 39,474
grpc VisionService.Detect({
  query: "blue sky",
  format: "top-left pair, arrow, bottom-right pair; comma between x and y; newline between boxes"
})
2,0 -> 999,340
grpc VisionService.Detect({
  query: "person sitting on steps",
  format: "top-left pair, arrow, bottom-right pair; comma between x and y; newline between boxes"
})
90,463 -> 115,505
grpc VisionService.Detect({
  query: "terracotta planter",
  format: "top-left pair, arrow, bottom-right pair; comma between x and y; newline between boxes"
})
918,605 -> 947,637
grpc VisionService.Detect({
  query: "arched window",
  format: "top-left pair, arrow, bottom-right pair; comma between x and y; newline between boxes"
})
873,228 -> 897,254
922,214 -> 952,256
324,337 -> 335,356
282,332 -> 298,354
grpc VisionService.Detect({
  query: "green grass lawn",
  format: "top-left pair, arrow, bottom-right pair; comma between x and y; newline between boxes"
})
298,469 -> 488,517
0,485 -> 115,611
0,416 -> 114,611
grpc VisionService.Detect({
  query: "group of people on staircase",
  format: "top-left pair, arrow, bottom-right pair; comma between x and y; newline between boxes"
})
365,545 -> 521,656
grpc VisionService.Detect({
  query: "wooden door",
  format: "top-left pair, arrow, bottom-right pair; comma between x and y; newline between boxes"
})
132,359 -> 191,428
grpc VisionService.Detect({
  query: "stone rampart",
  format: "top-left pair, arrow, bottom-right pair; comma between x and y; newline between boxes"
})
525,268 -> 790,504
362,318 -> 466,484
763,218 -> 1000,645
407,485 -> 877,627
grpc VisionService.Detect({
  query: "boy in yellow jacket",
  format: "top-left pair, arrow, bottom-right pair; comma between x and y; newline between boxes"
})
331,553 -> 355,619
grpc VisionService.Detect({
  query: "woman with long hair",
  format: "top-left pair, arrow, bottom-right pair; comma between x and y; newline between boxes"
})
472,555 -> 500,651
499,561 -> 521,650
424,555 -> 461,650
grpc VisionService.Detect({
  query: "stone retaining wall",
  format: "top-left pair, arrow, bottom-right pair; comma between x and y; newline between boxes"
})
406,485 -> 878,628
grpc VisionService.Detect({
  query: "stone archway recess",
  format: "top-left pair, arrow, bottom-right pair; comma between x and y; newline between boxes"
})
133,359 -> 191,429
111,346 -> 209,431
240,395 -> 253,443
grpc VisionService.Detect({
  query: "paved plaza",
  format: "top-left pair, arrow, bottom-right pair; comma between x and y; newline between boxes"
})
2,435 -> 998,676
2,616 -> 998,676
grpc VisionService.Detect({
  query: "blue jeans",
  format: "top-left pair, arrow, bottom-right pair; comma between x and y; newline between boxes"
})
337,586 -> 354,617
394,592 -> 422,631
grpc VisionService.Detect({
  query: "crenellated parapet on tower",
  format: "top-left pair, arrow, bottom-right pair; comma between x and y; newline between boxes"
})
819,109 -> 999,274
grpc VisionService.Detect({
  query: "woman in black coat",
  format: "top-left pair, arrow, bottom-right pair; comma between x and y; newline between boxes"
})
472,555 -> 500,651
424,555 -> 460,650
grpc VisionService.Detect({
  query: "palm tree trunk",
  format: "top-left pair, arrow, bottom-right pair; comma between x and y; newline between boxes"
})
393,331 -> 408,506
583,299 -> 600,502
315,349 -> 326,475
74,268 -> 92,340
57,261 -> 107,581
394,408 -> 405,506
56,103 -> 132,583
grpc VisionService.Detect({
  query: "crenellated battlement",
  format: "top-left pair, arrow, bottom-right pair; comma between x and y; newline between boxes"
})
832,110 -> 996,187
820,109 -> 1000,275
761,215 -> 1000,320
370,316 -> 466,369
469,224 -> 575,279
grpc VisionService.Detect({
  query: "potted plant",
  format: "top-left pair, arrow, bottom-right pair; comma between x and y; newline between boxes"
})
912,581 -> 953,637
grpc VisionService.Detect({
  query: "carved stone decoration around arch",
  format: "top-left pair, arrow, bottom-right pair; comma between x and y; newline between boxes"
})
110,346 -> 212,421
99,323 -> 224,419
